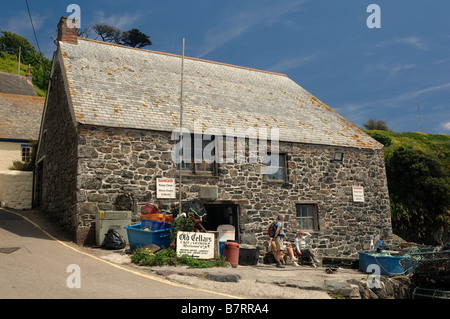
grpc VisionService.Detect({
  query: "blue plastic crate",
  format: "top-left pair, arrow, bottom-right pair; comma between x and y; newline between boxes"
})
124,223 -> 174,251
140,219 -> 171,230
358,252 -> 412,276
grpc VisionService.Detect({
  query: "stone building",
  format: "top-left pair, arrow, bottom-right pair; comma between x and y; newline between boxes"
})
35,17 -> 392,257
0,70 -> 44,171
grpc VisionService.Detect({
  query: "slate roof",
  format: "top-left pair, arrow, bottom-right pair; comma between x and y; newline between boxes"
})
59,38 -> 382,150
0,93 -> 45,140
0,71 -> 37,96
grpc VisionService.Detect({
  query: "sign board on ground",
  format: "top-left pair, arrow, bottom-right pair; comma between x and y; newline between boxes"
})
217,224 -> 235,243
176,231 -> 215,259
352,186 -> 365,202
156,178 -> 176,199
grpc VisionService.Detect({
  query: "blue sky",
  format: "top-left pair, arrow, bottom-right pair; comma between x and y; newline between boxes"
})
1,0 -> 449,134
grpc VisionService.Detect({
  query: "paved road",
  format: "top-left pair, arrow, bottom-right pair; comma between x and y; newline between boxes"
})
0,208 -> 240,299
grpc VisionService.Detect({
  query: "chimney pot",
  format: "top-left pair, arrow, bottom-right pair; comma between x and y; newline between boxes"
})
57,16 -> 78,46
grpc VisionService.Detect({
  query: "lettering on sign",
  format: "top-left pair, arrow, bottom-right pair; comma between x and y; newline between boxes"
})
156,178 -> 176,199
176,231 -> 215,259
352,186 -> 365,202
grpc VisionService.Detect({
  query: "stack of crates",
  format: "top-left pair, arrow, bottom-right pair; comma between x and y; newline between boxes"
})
124,211 -> 174,251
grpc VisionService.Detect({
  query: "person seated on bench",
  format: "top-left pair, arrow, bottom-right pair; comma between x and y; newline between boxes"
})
295,230 -> 320,267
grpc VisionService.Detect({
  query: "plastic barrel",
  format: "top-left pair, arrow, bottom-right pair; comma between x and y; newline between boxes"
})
223,240 -> 239,268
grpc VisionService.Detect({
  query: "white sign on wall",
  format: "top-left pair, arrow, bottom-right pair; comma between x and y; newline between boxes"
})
352,186 -> 365,202
176,231 -> 215,259
156,178 -> 176,199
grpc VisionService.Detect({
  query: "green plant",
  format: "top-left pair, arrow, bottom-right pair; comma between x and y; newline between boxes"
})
365,130 -> 392,146
8,141 -> 38,171
131,248 -> 228,268
170,214 -> 195,240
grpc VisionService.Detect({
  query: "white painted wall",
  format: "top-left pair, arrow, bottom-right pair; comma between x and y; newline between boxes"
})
0,141 -> 22,171
0,170 -> 33,210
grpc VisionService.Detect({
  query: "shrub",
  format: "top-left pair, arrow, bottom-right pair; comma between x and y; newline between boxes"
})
131,248 -> 228,268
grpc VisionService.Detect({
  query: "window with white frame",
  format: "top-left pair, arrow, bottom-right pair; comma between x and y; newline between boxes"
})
21,144 -> 32,163
296,204 -> 319,231
265,153 -> 286,181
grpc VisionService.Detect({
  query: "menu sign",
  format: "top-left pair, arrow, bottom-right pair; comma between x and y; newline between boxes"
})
176,231 -> 215,259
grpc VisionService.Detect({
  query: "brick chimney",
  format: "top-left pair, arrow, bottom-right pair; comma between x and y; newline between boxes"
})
57,16 -> 78,45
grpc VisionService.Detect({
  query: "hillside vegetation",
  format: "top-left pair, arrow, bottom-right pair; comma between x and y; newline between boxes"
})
0,31 -> 51,97
0,51 -> 47,96
365,130 -> 450,244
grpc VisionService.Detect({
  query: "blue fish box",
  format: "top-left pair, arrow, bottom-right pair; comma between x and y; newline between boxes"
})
140,219 -> 172,230
125,223 -> 174,251
358,252 -> 412,276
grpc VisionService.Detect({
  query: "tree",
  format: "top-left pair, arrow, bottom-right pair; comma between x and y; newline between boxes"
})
0,31 -> 37,65
0,31 -> 51,93
92,24 -> 152,48
77,27 -> 91,39
386,147 -> 450,244
92,23 -> 122,44
120,28 -> 152,48
365,130 -> 392,146
363,118 -> 390,131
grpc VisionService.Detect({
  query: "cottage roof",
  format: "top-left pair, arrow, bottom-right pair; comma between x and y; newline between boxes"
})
59,38 -> 382,149
0,93 -> 45,140
0,71 -> 37,96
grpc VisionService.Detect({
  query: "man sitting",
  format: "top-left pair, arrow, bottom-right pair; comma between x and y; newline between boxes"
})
295,230 -> 320,267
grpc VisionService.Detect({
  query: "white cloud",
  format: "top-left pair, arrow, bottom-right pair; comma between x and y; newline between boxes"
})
364,63 -> 416,76
267,54 -> 317,73
440,121 -> 450,131
3,11 -> 47,35
96,11 -> 144,30
196,0 -> 308,58
336,82 -> 450,126
377,36 -> 428,51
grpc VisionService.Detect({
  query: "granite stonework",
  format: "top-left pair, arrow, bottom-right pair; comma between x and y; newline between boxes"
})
36,19 -> 392,251
35,61 -> 79,240
73,124 -> 392,256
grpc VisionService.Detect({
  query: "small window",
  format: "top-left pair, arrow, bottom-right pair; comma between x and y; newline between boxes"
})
265,153 -> 286,181
176,134 -> 217,174
296,204 -> 319,231
21,145 -> 32,163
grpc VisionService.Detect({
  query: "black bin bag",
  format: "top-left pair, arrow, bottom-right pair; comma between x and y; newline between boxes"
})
103,229 -> 126,250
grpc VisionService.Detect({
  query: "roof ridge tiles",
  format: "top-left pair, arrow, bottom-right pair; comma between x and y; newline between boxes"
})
75,37 -> 287,77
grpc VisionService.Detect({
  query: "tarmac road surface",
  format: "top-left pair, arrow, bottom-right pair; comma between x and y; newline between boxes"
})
0,208 -> 240,299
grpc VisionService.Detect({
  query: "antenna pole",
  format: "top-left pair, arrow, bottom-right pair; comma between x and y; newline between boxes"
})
178,38 -> 185,214
18,47 -> 21,75
417,97 -> 423,133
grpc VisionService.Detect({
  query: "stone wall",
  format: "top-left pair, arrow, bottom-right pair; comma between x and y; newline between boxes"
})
76,124 -> 392,256
0,170 -> 33,210
36,60 -> 79,240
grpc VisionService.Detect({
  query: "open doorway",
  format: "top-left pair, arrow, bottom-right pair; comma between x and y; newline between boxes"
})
203,203 -> 239,242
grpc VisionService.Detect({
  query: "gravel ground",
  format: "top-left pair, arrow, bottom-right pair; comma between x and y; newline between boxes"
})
97,251 -> 335,299
158,272 -> 332,299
